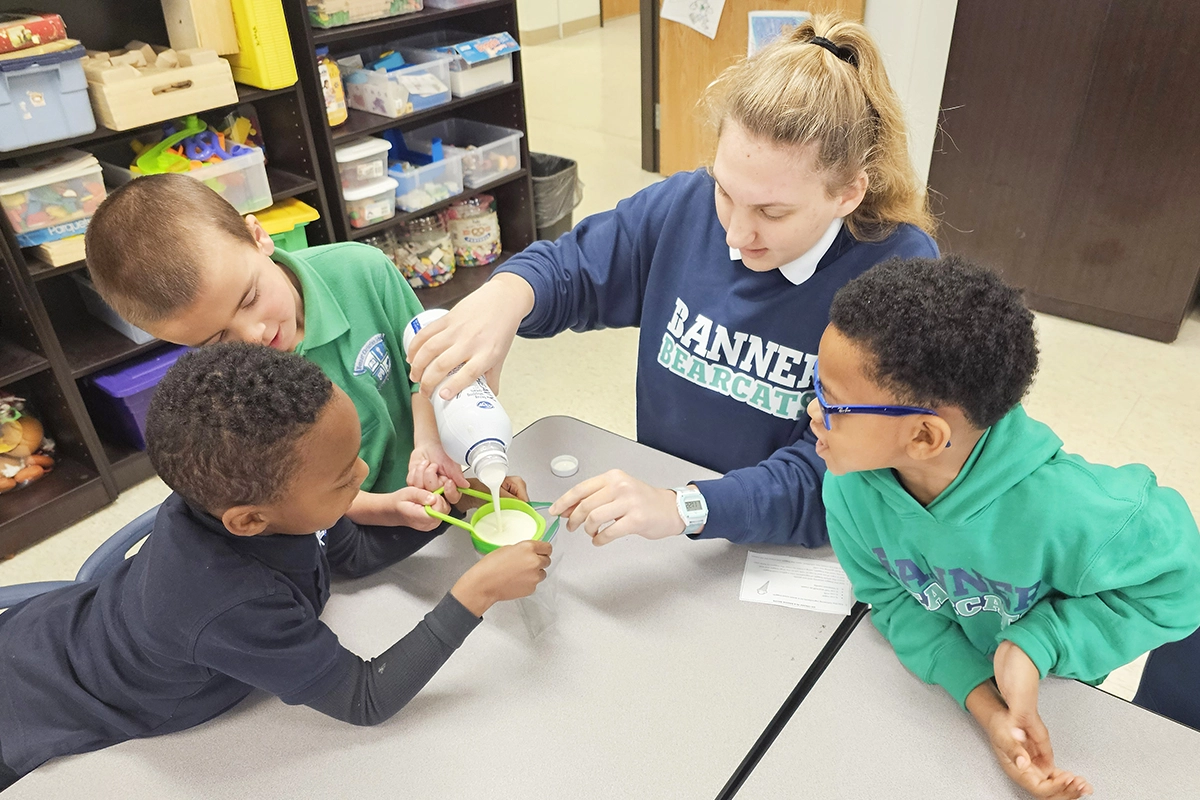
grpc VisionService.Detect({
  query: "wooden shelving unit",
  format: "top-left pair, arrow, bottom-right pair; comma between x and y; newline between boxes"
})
283,0 -> 537,262
0,0 -> 335,557
0,0 -> 537,557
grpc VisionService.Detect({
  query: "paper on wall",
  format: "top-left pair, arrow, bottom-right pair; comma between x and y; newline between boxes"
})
748,10 -> 812,56
661,0 -> 727,40
739,551 -> 854,616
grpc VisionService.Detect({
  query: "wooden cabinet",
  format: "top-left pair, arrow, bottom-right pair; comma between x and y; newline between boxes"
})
928,0 -> 1200,342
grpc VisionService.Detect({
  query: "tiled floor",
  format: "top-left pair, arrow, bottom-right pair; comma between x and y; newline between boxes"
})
3,15 -> 1198,702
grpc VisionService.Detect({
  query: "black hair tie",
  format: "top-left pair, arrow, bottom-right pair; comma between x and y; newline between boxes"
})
809,36 -> 857,67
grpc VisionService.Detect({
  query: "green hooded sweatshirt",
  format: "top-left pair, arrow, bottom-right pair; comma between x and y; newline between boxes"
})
824,404 -> 1200,708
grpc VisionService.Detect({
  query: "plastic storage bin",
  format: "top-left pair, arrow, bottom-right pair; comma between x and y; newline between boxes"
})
73,272 -> 156,344
335,137 -> 391,191
99,144 -> 273,215
389,155 -> 463,213
0,41 -> 96,153
338,52 -> 451,117
226,0 -> 298,90
344,176 -> 398,228
405,118 -> 522,189
422,0 -> 492,9
256,198 -> 321,251
398,31 -> 518,98
82,345 -> 190,450
308,0 -> 423,29
0,149 -> 105,247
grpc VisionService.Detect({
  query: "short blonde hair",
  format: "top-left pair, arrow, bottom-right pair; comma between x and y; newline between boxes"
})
703,13 -> 934,241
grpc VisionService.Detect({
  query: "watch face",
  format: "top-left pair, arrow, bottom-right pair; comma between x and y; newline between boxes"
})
684,500 -> 704,513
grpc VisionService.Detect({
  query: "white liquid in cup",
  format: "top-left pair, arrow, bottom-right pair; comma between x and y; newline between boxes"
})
473,510 -> 538,546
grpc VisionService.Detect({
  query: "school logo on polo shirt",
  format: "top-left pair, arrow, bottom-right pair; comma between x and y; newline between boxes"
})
354,333 -> 392,384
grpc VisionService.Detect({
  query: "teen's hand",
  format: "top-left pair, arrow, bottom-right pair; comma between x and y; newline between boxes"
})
406,273 -> 535,399
453,476 -> 531,512
451,540 -> 553,616
549,470 -> 687,546
407,441 -> 468,503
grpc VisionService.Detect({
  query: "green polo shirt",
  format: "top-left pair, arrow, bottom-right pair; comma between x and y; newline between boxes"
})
275,244 -> 424,495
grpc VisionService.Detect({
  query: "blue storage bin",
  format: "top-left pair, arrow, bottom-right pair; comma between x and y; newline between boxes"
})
0,42 -> 96,153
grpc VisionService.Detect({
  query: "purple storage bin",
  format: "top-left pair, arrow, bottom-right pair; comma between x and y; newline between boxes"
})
83,345 -> 190,450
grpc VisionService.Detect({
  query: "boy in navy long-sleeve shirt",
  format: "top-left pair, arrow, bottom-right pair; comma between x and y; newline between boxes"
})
0,344 -> 551,788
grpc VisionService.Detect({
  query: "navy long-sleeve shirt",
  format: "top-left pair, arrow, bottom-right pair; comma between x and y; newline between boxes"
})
0,493 -> 478,777
495,169 -> 937,546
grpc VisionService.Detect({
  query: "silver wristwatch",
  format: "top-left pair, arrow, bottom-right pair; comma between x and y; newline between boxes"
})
672,486 -> 708,535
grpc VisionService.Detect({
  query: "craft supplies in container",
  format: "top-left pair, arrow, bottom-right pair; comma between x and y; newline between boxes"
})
334,136 -> 391,191
256,198 -> 320,251
403,118 -> 522,189
0,40 -> 96,152
81,45 -> 238,131
316,46 -> 346,126
0,149 -> 105,246
337,50 -> 451,118
394,213 -> 454,288
445,194 -> 501,266
344,176 -> 397,228
398,31 -> 518,98
307,0 -> 423,29
81,345 -> 190,450
388,155 -> 463,213
73,272 -> 156,344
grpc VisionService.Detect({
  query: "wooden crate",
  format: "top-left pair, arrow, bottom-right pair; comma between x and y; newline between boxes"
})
83,48 -> 238,131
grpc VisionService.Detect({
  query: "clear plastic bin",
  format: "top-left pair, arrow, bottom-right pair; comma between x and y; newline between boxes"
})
397,31 -> 517,98
405,119 -> 523,189
0,149 -> 105,245
334,137 -> 391,191
389,155 -> 463,212
422,0 -> 493,8
99,145 -> 273,215
307,0 -> 423,28
73,273 -> 156,345
338,53 -> 452,117
344,176 -> 398,228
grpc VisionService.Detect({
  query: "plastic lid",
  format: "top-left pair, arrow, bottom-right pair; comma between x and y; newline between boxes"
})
334,137 -> 393,164
341,176 -> 398,202
90,345 -> 191,398
551,455 -> 579,478
0,149 -> 100,196
254,198 -> 321,235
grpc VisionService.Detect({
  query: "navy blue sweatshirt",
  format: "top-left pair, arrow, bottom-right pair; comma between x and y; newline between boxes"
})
495,169 -> 937,546
0,494 -> 478,777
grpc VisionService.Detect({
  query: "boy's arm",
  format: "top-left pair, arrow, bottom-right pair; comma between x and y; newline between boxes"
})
408,391 -> 467,499
323,515 -> 444,579
825,482 -> 994,708
997,485 -> 1200,681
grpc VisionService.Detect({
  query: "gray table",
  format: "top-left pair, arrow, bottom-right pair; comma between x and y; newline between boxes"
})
736,619 -> 1200,799
11,416 -> 848,799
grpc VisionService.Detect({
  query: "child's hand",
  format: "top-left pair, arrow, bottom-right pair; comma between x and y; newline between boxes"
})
407,441 -> 468,503
453,475 -> 530,512
384,486 -> 452,531
986,641 -> 1093,799
451,540 -> 553,616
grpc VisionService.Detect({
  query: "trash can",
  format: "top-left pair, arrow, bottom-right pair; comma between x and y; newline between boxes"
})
530,152 -> 583,241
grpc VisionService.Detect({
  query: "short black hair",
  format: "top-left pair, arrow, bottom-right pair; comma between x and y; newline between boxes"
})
146,343 -> 334,512
828,255 -> 1038,428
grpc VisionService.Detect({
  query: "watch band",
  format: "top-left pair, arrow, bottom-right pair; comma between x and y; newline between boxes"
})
672,486 -> 708,536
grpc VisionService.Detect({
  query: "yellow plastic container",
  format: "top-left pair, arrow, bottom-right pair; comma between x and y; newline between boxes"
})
316,46 -> 346,127
226,0 -> 298,89
254,198 -> 320,251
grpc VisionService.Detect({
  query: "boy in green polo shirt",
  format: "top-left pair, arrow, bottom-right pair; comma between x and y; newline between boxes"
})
85,174 -> 474,528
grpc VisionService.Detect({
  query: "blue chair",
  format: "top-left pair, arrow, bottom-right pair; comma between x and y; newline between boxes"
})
0,504 -> 161,609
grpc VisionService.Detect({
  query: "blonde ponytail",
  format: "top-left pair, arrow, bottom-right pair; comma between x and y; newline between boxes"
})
702,13 -> 935,240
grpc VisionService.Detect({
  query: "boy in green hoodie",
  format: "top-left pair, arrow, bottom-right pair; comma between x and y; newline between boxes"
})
808,256 -> 1200,800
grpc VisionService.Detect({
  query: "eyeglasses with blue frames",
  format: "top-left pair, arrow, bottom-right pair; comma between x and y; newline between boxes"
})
811,360 -> 940,431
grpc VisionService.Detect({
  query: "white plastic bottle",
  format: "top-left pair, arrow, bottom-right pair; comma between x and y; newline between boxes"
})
402,309 -> 513,498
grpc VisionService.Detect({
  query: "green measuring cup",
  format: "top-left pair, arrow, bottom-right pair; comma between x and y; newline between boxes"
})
425,486 -> 559,554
